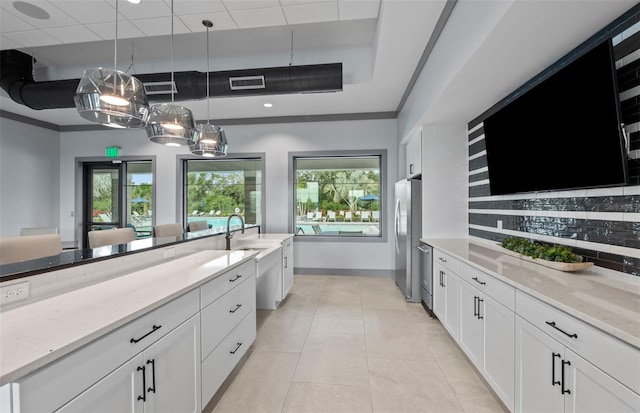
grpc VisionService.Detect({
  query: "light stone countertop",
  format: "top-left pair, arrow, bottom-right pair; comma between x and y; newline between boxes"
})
422,238 -> 640,349
0,249 -> 257,386
240,233 -> 294,243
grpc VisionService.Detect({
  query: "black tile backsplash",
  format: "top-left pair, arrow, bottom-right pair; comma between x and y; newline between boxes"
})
469,171 -> 489,183
469,154 -> 487,172
469,139 -> 486,157
469,185 -> 490,198
470,195 -> 640,213
468,126 -> 484,142
467,10 -> 639,276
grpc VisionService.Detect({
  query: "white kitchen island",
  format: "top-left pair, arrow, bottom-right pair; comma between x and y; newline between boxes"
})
0,248 -> 259,413
236,233 -> 294,310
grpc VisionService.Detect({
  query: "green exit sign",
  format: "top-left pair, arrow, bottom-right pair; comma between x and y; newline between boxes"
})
105,146 -> 120,158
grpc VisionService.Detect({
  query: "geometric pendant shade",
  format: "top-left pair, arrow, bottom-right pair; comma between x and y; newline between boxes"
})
190,123 -> 228,156
146,0 -> 197,146
74,0 -> 149,128
189,19 -> 229,157
146,103 -> 196,146
74,68 -> 149,128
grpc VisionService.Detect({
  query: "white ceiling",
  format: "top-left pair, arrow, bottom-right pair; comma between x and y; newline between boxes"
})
0,0 -> 638,131
0,0 -> 447,127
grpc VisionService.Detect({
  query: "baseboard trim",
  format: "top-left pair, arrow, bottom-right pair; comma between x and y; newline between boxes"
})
294,267 -> 394,277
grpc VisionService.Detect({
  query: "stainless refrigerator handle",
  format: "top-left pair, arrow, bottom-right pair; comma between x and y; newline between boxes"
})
394,198 -> 400,254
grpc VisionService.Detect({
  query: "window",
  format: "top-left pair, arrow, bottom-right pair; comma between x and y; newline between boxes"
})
183,157 -> 263,231
292,151 -> 385,239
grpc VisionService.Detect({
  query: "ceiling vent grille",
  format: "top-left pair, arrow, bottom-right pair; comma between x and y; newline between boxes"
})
143,81 -> 176,95
229,75 -> 265,90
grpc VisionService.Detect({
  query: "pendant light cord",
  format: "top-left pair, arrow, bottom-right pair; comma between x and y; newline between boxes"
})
289,30 -> 294,66
170,0 -> 175,104
206,24 -> 210,124
114,0 -> 118,71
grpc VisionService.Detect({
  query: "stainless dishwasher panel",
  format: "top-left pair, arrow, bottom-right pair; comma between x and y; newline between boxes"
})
417,243 -> 433,312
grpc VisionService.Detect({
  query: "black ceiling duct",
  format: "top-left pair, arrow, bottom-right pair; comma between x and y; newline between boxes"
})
0,49 -> 342,110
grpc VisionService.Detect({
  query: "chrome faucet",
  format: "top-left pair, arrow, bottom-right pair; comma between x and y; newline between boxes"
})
225,213 -> 245,250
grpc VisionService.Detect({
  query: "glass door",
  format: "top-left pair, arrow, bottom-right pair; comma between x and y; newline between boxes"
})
83,163 -> 123,248
82,160 -> 153,248
83,161 -> 154,248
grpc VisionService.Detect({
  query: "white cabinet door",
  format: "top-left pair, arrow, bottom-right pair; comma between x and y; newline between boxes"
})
282,246 -> 294,299
565,348 -> 640,413
56,355 -> 144,413
433,263 -> 459,339
433,263 -> 446,321
144,314 -> 201,413
515,316 -> 565,413
406,131 -> 422,178
483,294 -> 515,411
459,280 -> 483,369
444,271 -> 459,340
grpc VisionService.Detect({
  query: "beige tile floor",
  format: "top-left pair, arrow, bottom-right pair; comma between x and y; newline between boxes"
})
204,274 -> 508,413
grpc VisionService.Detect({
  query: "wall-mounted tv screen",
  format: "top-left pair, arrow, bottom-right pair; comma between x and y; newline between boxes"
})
483,40 -> 629,196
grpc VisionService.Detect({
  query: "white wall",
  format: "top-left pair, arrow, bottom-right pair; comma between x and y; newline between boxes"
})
0,118 -> 60,237
58,118 -> 399,273
420,124 -> 468,238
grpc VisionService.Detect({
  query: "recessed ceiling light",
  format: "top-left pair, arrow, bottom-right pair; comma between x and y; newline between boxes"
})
263,103 -> 273,108
126,0 -> 142,4
13,1 -> 49,19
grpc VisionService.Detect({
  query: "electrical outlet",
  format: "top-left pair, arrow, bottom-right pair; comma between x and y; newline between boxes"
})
164,247 -> 175,259
0,281 -> 30,304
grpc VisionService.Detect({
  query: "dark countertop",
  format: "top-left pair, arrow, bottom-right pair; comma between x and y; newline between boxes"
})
0,224 -> 260,281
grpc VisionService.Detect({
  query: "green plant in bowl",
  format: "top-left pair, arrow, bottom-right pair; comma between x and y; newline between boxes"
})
501,237 -> 584,263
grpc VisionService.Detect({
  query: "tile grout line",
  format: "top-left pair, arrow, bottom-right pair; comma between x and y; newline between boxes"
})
359,277 -> 376,413
278,274 -> 324,413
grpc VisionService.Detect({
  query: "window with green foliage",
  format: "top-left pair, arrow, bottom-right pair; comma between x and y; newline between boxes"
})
184,158 -> 262,230
293,153 -> 383,238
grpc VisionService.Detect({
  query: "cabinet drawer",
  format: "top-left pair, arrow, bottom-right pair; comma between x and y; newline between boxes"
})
16,289 -> 200,413
201,308 -> 256,407
459,262 -> 515,311
516,290 -> 640,394
200,260 -> 255,309
433,249 -> 458,273
282,238 -> 293,253
201,275 -> 256,360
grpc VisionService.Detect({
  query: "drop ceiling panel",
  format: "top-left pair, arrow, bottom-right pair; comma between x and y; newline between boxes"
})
230,6 -> 287,29
0,10 -> 36,32
117,0 -> 171,19
86,20 -> 146,40
131,16 -> 191,36
167,0 -> 227,15
280,0 -> 335,5
221,0 -> 281,12
3,1 -> 79,29
2,29 -> 61,47
43,25 -> 104,44
179,12 -> 238,32
50,0 -> 115,24
338,0 -> 380,21
0,36 -> 24,49
283,2 -> 338,25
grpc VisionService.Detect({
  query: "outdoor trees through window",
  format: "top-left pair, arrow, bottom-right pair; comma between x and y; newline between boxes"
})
293,154 -> 383,237
184,158 -> 262,231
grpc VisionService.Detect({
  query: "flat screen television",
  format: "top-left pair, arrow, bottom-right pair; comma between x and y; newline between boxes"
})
483,39 -> 629,196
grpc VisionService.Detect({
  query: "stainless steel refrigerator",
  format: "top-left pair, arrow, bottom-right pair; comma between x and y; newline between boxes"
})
394,178 -> 422,302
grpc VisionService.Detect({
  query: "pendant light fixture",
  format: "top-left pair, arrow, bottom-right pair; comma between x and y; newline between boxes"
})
74,0 -> 149,128
190,20 -> 228,157
146,0 -> 196,146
